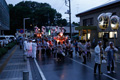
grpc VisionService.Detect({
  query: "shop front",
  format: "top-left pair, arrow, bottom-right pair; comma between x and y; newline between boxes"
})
75,26 -> 97,41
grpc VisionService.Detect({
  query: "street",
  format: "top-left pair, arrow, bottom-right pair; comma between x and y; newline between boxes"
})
0,46 -> 120,80
30,48 -> 120,80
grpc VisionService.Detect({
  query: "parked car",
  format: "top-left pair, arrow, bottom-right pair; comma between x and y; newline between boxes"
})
0,36 -> 9,46
0,40 -> 4,47
9,36 -> 16,41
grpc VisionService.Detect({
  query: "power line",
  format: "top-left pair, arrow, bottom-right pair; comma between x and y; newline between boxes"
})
58,1 -> 65,12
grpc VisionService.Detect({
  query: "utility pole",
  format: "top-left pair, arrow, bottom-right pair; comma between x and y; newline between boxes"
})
68,0 -> 72,38
65,0 -> 72,38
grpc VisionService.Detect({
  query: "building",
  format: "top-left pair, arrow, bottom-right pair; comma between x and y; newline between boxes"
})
0,0 -> 10,35
44,26 -> 79,36
76,0 -> 120,47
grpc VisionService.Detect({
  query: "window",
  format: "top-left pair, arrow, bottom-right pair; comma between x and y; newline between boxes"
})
98,31 -> 117,38
83,19 -> 87,26
98,32 -> 104,38
83,18 -> 94,26
90,18 -> 93,25
109,31 -> 117,38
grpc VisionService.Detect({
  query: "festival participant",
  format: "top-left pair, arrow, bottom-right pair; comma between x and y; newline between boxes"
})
51,40 -> 54,54
27,39 -> 32,57
53,41 -> 57,58
23,38 -> 28,56
78,40 -> 82,57
94,41 -> 103,74
57,42 -> 63,61
46,40 -> 51,57
65,40 -> 69,56
69,41 -> 73,58
105,42 -> 118,73
62,41 -> 66,54
19,38 -> 23,49
81,42 -> 86,64
85,40 -> 91,59
41,39 -> 46,57
74,40 -> 78,56
32,40 -> 37,59
37,40 -> 42,58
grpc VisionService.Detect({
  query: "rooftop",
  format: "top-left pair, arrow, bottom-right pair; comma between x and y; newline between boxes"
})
76,0 -> 120,17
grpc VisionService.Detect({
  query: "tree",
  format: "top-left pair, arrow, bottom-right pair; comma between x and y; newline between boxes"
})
72,22 -> 79,26
5,1 -> 67,35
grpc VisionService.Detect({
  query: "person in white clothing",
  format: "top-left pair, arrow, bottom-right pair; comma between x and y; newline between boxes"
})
105,42 -> 118,73
32,40 -> 37,58
27,39 -> 32,57
94,41 -> 103,74
23,38 -> 28,55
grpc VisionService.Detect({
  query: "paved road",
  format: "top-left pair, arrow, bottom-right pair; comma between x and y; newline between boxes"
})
34,49 -> 120,80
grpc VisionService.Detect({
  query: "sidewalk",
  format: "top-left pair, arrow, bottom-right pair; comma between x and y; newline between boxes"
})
0,45 -> 32,80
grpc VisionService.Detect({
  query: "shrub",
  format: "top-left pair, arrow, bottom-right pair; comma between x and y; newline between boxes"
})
5,41 -> 16,50
0,41 -> 16,57
0,48 -> 8,56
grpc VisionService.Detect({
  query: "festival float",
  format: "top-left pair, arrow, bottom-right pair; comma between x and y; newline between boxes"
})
54,32 -> 68,44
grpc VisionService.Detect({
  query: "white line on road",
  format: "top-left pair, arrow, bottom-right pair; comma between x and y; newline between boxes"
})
34,59 -> 46,80
69,58 -> 117,80
116,61 -> 120,64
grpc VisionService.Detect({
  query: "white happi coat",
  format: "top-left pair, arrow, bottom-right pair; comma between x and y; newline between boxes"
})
23,40 -> 28,55
32,42 -> 37,58
27,42 -> 32,57
94,45 -> 103,64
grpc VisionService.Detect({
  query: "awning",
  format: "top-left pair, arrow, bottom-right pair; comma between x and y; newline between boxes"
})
73,34 -> 79,37
75,26 -> 97,30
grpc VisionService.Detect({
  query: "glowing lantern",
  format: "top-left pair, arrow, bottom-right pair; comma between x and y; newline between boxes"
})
60,32 -> 63,37
110,15 -> 119,30
37,33 -> 42,37
54,32 -> 68,44
98,13 -> 109,30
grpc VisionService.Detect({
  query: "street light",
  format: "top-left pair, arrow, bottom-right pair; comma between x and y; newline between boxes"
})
23,18 -> 30,37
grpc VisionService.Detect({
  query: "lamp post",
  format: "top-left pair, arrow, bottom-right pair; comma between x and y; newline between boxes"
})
23,18 -> 30,38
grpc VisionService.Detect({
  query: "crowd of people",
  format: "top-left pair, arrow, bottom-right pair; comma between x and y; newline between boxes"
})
21,37 -> 92,62
19,36 -> 118,75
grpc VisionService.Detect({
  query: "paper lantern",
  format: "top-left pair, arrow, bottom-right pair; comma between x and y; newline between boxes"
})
98,13 -> 109,30
110,15 -> 119,30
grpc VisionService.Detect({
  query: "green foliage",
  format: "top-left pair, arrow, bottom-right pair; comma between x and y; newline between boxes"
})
57,19 -> 67,26
5,42 -> 16,50
5,1 -> 67,35
0,41 -> 16,57
0,48 -> 8,56
72,22 -> 79,26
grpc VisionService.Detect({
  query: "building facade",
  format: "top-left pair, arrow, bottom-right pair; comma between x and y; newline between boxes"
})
0,0 -> 10,34
76,0 -> 120,47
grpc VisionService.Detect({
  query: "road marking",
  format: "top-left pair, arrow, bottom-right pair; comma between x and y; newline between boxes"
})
34,59 -> 46,80
0,46 -> 17,73
116,61 -> 120,64
69,58 -> 117,80
69,58 -> 93,70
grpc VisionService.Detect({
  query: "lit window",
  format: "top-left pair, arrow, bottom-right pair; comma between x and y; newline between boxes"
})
109,31 -> 117,38
98,32 -> 104,38
88,33 -> 90,39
